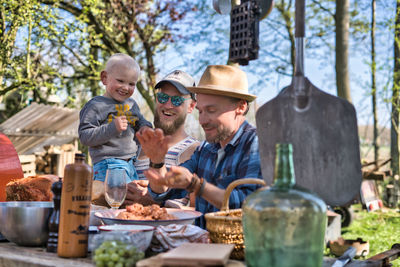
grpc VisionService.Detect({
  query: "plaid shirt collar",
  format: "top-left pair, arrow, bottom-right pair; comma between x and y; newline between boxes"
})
204,120 -> 249,153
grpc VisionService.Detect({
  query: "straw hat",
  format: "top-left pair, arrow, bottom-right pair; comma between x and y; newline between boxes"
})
187,65 -> 257,102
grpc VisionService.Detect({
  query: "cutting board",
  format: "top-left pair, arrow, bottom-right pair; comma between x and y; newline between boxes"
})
160,243 -> 235,266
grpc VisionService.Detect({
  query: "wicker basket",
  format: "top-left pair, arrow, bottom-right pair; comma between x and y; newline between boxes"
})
204,178 -> 266,260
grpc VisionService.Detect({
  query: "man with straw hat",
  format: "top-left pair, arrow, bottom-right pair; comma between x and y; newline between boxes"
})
136,65 -> 263,228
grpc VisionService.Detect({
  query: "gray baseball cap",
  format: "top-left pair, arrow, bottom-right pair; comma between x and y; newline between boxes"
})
155,70 -> 196,100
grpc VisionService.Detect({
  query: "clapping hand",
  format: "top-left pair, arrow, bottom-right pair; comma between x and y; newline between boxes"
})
136,128 -> 170,163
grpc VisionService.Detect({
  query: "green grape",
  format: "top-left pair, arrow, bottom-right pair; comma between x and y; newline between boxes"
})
102,241 -> 111,247
110,253 -> 119,262
102,253 -> 111,262
125,259 -> 135,267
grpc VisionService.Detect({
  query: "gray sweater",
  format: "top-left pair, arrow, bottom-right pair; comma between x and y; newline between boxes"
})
79,96 -> 152,164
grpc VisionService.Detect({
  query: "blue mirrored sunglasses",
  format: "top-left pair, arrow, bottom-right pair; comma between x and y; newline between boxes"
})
156,92 -> 191,107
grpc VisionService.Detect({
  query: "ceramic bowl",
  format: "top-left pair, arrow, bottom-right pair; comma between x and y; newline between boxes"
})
94,208 -> 202,226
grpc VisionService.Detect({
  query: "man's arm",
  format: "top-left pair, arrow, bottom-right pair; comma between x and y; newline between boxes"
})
147,165 -> 227,209
193,180 -> 225,209
136,127 -> 170,193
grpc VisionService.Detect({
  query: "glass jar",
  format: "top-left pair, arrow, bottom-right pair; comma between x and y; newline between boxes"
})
242,143 -> 326,267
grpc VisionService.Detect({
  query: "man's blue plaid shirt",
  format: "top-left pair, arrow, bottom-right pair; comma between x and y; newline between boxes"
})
149,120 -> 263,228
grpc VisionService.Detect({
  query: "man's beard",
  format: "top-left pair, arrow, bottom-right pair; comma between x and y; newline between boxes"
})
203,124 -> 233,144
154,110 -> 187,135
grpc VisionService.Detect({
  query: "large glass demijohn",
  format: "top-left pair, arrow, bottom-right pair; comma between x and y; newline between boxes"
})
243,143 -> 327,267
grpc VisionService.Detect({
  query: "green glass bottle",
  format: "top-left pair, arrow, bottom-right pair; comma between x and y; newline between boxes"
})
242,143 -> 326,267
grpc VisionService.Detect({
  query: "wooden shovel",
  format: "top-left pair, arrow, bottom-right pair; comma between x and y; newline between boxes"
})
255,0 -> 362,206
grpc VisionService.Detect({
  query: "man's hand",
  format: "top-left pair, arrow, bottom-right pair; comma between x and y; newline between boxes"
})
164,166 -> 193,189
137,125 -> 151,134
124,180 -> 156,206
114,115 -> 128,133
136,127 -> 170,163
145,166 -> 192,192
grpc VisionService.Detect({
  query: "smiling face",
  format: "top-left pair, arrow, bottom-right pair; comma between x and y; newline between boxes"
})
101,65 -> 138,102
154,83 -> 195,135
196,94 -> 247,146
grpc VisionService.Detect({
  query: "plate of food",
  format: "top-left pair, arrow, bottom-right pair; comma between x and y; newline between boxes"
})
94,203 -> 202,226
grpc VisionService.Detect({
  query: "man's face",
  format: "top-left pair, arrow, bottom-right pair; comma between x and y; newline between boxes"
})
196,94 -> 239,144
101,65 -> 138,102
154,83 -> 194,135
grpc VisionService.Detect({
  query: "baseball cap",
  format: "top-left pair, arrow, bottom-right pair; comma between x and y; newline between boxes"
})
155,70 -> 196,100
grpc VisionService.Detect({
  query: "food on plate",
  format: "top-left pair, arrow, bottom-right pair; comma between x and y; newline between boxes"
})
5,175 -> 59,201
116,203 -> 177,220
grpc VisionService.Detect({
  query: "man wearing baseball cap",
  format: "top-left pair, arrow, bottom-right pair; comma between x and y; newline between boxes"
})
124,70 -> 200,206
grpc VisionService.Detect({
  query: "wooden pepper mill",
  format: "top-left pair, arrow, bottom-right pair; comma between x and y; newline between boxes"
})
46,177 -> 62,252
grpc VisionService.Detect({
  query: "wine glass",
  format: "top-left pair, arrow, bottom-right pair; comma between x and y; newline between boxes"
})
104,169 -> 127,209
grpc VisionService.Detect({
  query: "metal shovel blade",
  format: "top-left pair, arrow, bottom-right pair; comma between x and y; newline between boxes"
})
255,0 -> 362,207
255,79 -> 362,206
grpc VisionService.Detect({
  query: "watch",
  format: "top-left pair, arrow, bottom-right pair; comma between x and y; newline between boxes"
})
149,161 -> 165,169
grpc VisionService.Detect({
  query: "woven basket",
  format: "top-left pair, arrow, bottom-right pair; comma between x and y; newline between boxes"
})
204,178 -> 266,260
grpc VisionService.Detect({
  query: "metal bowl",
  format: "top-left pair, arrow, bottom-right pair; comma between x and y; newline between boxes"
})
0,201 -> 54,246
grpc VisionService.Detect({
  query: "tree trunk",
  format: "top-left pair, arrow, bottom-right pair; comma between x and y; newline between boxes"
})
391,0 -> 400,176
335,0 -> 352,102
371,0 -> 379,167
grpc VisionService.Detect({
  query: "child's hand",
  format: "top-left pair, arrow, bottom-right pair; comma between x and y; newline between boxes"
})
114,115 -> 128,133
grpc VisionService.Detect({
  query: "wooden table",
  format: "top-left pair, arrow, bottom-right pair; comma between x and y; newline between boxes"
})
0,242 -> 93,267
0,241 -> 385,267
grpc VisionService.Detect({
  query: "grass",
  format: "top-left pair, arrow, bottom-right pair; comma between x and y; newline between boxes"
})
326,204 -> 400,266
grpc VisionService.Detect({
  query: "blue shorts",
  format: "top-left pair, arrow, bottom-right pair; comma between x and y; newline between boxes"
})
93,157 -> 138,182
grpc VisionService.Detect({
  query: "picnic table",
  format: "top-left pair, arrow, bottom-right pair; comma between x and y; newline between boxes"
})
0,242 -> 93,267
0,241 -> 388,267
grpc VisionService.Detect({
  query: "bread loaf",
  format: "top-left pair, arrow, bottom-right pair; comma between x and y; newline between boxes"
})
5,175 -> 59,201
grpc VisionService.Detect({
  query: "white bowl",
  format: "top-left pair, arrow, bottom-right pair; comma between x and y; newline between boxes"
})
94,208 -> 202,226
97,224 -> 155,252
99,224 -> 155,233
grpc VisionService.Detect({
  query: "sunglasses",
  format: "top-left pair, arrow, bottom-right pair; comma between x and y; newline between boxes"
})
156,92 -> 191,107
